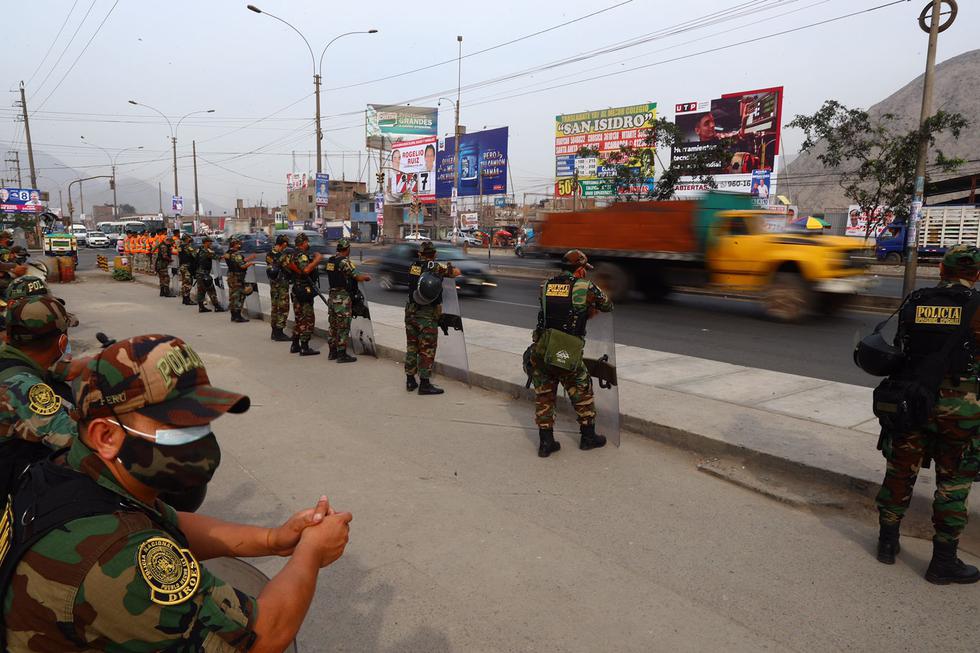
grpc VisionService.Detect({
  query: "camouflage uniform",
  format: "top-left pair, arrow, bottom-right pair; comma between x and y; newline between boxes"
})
196,244 -> 222,308
290,250 -> 316,345
327,257 -> 358,352
404,259 -> 453,380
266,248 -> 291,331
226,250 -> 248,314
529,271 -> 613,430
0,233 -> 17,298
153,237 -> 174,294
178,238 -> 198,301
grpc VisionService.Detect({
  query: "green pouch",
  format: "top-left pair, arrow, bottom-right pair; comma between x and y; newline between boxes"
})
540,328 -> 584,372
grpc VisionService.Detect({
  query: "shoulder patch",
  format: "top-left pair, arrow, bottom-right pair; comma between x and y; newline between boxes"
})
137,537 -> 201,606
28,383 -> 62,416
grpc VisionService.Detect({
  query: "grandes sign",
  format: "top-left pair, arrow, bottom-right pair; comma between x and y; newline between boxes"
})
554,103 -> 657,198
672,87 -> 783,201
385,136 -> 437,205
0,187 -> 43,213
436,127 -> 508,199
366,104 -> 438,150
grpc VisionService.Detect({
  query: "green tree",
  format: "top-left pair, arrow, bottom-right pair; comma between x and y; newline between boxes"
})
788,100 -> 968,240
118,203 -> 137,216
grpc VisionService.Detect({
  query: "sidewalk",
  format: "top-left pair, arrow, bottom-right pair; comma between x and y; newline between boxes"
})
123,270 -> 978,550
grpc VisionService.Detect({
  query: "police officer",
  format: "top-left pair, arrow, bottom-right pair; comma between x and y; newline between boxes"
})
152,232 -> 175,297
874,245 -> 980,584
404,241 -> 460,395
266,234 -> 293,342
325,238 -> 371,362
286,233 -> 323,356
195,236 -> 226,313
224,236 -> 257,324
177,233 -> 198,305
0,231 -> 27,297
1,334 -> 353,651
528,250 -> 613,458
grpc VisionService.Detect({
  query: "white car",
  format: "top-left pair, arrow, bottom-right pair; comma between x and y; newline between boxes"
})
403,232 -> 430,242
86,231 -> 110,247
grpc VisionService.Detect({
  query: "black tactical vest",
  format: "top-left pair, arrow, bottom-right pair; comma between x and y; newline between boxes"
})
325,255 -> 348,290
898,284 -> 979,378
178,244 -> 196,267
195,248 -> 214,276
407,259 -> 442,306
542,275 -> 589,338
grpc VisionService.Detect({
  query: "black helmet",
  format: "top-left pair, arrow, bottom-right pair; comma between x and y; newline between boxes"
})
854,331 -> 905,376
275,234 -> 290,246
412,272 -> 443,305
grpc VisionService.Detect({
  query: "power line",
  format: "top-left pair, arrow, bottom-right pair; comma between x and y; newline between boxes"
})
30,0 -> 99,99
25,0 -> 81,87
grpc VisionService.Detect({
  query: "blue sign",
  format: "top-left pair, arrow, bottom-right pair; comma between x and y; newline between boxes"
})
436,127 -> 508,199
555,155 -> 576,178
315,173 -> 330,207
494,196 -> 506,208
0,187 -> 42,213
751,170 -> 771,200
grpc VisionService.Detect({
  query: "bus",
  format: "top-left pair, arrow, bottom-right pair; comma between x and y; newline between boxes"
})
96,220 -> 146,243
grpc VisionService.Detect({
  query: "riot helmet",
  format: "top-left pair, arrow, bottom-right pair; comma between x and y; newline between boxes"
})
412,272 -> 443,305
854,331 -> 905,376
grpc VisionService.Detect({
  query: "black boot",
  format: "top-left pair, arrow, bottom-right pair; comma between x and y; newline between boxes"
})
271,328 -> 291,342
877,523 -> 901,565
418,378 -> 444,395
538,428 -> 561,458
213,305 -> 227,313
336,350 -> 357,364
182,296 -> 195,306
198,302 -> 212,313
579,423 -> 607,451
290,337 -> 301,354
406,375 -> 419,392
299,341 -> 320,356
159,287 -> 165,297
925,539 -> 980,585
231,310 -> 247,323
327,346 -> 338,360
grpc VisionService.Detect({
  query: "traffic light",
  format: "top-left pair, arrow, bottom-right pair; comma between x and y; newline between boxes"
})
376,172 -> 385,186
109,178 -> 115,190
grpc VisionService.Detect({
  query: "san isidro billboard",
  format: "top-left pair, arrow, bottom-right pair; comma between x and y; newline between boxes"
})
554,103 -> 657,199
436,127 -> 509,199
367,104 -> 439,205
671,87 -> 783,204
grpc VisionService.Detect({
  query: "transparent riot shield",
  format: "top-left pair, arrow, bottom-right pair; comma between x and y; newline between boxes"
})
213,260 -> 228,307
202,558 -> 297,652
349,285 -> 377,357
170,264 -> 180,297
434,277 -> 470,385
243,265 -> 262,319
582,311 -> 620,447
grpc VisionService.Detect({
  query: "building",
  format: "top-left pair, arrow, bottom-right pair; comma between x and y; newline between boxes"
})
235,199 -> 275,230
349,192 -> 378,242
287,179 -> 366,225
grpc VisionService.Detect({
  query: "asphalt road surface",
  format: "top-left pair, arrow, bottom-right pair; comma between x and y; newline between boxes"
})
74,247 -> 897,386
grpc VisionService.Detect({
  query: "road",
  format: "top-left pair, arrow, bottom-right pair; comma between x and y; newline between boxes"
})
61,275 -> 980,653
73,247 -> 907,387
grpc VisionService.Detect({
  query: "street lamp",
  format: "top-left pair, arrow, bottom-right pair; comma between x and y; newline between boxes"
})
79,137 -> 144,218
127,100 -> 214,214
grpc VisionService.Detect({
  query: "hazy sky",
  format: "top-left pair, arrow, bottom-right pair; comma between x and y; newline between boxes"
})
1,0 -> 975,212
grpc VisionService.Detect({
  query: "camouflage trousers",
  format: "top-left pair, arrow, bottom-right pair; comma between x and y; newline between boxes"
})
228,274 -> 244,312
156,267 -> 170,293
876,391 -> 980,544
328,289 -> 353,351
405,303 -> 439,379
196,275 -> 219,308
292,295 -> 315,344
180,265 -> 195,298
529,348 -> 596,429
270,282 -> 290,330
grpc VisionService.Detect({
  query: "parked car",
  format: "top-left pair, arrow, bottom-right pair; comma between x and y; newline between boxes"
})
71,224 -> 88,246
403,232 -> 430,242
377,242 -> 497,296
86,230 -> 110,248
235,233 -> 271,254
274,230 -> 332,268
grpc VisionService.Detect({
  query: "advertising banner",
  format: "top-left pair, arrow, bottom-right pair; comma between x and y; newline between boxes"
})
553,103 -> 657,198
315,173 -> 330,207
172,196 -> 183,213
846,205 -> 896,238
286,173 -> 308,192
0,188 -> 43,213
436,127 -> 509,199
384,136 -> 437,205
751,170 -> 771,202
672,87 -> 783,199
367,104 -> 438,150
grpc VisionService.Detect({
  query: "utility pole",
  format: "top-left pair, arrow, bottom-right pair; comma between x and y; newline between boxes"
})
5,152 -> 22,187
193,140 -> 200,218
158,182 -> 163,214
903,0 -> 958,297
111,164 -> 117,218
171,136 -> 179,199
314,73 -> 322,175
18,82 -> 37,189
453,35 -> 463,236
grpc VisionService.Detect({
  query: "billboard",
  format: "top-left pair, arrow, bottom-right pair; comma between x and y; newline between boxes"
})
172,196 -> 183,213
846,205 -> 896,238
384,136 -> 438,205
315,173 -> 330,207
286,173 -> 308,191
436,127 -> 509,199
554,103 -> 657,198
366,104 -> 438,150
672,87 -> 783,200
0,187 -> 43,214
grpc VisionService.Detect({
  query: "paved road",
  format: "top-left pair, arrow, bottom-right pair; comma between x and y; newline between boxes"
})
73,247 -> 899,387
61,275 -> 980,653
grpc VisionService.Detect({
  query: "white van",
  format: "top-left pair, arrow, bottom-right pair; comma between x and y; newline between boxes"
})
70,224 -> 88,245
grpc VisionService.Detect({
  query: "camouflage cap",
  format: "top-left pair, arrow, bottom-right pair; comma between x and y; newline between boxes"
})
336,237 -> 351,251
5,295 -> 70,344
294,233 -> 309,244
562,249 -> 593,270
228,236 -> 242,246
5,275 -> 50,301
942,245 -> 980,277
419,241 -> 436,255
275,234 -> 290,246
72,334 -> 250,426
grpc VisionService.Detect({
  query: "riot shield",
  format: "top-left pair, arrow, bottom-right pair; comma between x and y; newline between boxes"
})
170,265 -> 180,297
243,265 -> 262,319
434,277 -> 470,385
583,311 -> 621,447
349,284 -> 377,356
212,261 -> 228,307
202,558 -> 298,652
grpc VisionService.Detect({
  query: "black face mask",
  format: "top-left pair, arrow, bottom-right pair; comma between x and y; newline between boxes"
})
116,432 -> 222,495
159,485 -> 209,513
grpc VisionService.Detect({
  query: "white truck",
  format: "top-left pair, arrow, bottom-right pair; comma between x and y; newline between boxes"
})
875,206 -> 980,262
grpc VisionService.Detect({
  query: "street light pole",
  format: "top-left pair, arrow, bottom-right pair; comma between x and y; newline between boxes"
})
80,137 -> 144,219
455,36 -> 463,235
902,0 -> 958,297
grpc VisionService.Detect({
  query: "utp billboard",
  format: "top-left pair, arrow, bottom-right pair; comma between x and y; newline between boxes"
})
436,127 -> 509,199
554,103 -> 657,198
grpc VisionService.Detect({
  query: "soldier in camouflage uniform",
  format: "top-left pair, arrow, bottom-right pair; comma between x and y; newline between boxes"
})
874,245 -> 980,584
152,232 -> 175,297
528,250 -> 613,458
177,233 -> 198,305
266,234 -> 292,342
404,241 -> 460,395
195,236 -> 226,313
325,238 -> 371,363
0,231 -> 27,298
1,334 -> 354,652
223,237 -> 257,324
286,233 -> 323,356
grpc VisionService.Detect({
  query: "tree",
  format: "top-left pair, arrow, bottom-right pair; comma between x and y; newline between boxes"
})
118,203 -> 137,216
788,100 -> 968,240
